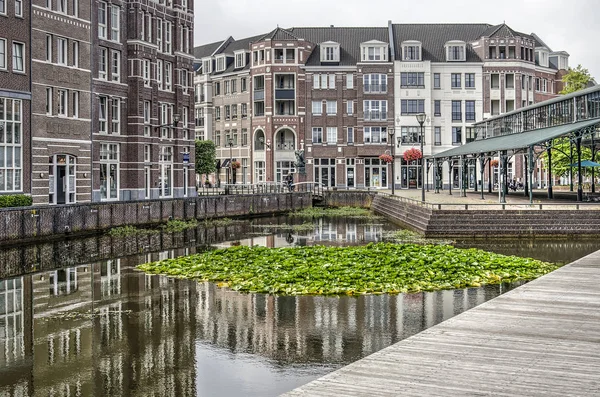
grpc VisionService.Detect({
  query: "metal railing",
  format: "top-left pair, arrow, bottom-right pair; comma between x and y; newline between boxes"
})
197,182 -> 326,197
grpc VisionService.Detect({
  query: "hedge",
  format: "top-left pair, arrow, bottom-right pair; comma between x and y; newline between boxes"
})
0,195 -> 33,208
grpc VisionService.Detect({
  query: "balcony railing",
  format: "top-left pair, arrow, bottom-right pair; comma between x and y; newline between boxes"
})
276,141 -> 295,151
364,111 -> 387,121
452,112 -> 462,121
465,112 -> 476,122
364,84 -> 387,93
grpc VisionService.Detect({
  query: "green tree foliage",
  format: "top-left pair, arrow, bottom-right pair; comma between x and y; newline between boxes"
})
0,195 -> 33,208
560,65 -> 593,95
542,137 -> 592,177
195,140 -> 216,178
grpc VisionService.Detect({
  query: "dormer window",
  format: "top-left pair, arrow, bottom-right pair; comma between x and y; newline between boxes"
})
401,41 -> 421,61
202,57 -> 212,74
320,42 -> 340,63
445,41 -> 466,62
234,51 -> 246,69
216,55 -> 226,72
360,40 -> 388,62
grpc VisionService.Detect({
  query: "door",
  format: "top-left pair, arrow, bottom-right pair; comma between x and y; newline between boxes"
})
346,167 -> 354,188
57,166 -> 66,204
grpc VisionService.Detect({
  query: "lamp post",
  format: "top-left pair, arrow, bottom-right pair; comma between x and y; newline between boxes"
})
227,137 -> 234,185
388,127 -> 395,195
416,113 -> 426,202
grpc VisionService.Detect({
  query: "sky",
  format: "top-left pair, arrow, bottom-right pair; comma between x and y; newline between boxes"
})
194,0 -> 599,80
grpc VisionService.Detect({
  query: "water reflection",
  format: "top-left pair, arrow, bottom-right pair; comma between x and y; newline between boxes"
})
1,216 -> 597,396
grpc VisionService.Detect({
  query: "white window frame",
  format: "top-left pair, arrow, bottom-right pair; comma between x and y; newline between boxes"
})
45,35 -> 52,62
143,59 -> 150,87
111,50 -> 120,82
328,74 -> 335,88
235,51 -> 245,69
363,74 -> 387,93
326,100 -> 337,115
57,37 -> 67,65
144,100 -> 151,136
99,143 -> 119,201
364,100 -> 387,121
98,2 -> 107,39
157,19 -> 163,52
326,127 -> 337,144
165,61 -> 172,91
312,127 -> 323,144
0,98 -> 23,192
111,98 -> 120,134
57,89 -> 68,116
15,0 -> 23,17
164,21 -> 172,54
46,87 -> 53,114
347,100 -> 354,115
156,59 -> 163,89
0,39 -> 5,70
99,96 -> 107,133
312,100 -> 322,115
12,42 -> 25,73
320,43 -> 340,62
363,126 -> 388,144
72,91 -> 79,118
346,74 -> 354,89
57,0 -> 66,14
110,5 -> 120,42
0,0 -> 5,15
72,41 -> 79,67
347,127 -> 354,144
99,47 -> 107,80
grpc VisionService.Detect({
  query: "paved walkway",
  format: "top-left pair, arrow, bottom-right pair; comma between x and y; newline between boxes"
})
284,250 -> 600,396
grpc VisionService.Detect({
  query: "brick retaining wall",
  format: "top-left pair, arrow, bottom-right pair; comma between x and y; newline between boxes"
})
0,193 -> 311,244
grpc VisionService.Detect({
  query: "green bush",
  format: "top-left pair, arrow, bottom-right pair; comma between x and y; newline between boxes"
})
0,195 -> 33,208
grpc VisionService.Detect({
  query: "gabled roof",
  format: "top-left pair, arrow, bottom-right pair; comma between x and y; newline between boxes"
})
531,33 -> 552,51
392,23 -> 490,63
210,34 -> 265,76
193,38 -> 230,59
258,27 -> 303,41
290,27 -> 390,66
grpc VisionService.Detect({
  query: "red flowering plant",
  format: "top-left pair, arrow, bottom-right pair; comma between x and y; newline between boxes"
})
231,160 -> 241,169
403,148 -> 423,162
490,159 -> 499,167
379,153 -> 394,164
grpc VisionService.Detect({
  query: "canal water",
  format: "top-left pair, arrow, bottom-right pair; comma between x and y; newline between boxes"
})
1,216 -> 599,397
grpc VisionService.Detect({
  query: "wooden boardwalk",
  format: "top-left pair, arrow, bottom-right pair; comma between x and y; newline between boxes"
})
284,251 -> 600,396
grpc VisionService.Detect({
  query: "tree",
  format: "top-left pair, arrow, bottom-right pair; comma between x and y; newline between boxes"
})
542,137 -> 592,178
195,140 -> 216,181
560,65 -> 593,95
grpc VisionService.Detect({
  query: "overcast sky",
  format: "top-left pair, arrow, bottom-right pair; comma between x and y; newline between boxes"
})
194,0 -> 599,79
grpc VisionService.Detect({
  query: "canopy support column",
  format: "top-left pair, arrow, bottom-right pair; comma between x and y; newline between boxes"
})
479,155 -> 485,200
528,146 -> 535,204
499,151 -> 507,203
570,142 -> 574,192
577,133 -> 583,202
547,140 -> 554,199
592,135 -> 596,194
460,155 -> 467,197
524,153 -> 529,196
448,159 -> 453,196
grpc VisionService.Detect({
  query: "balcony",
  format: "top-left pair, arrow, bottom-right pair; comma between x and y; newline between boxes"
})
254,89 -> 265,101
276,141 -> 296,151
275,89 -> 295,100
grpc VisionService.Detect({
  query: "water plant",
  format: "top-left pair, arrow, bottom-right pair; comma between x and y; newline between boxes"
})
137,243 -> 559,296
290,206 -> 379,219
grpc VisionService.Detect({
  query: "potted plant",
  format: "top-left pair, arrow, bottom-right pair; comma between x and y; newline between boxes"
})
379,153 -> 394,164
490,159 -> 499,167
403,148 -> 423,162
231,160 -> 241,169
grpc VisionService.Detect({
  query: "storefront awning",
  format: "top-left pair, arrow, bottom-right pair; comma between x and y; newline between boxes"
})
432,117 -> 600,159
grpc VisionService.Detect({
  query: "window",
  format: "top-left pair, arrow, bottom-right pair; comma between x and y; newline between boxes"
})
165,62 -> 172,90
57,0 -> 66,13
215,107 -> 220,120
465,73 -> 475,88
536,78 -> 540,91
45,87 -> 53,114
364,100 -> 387,120
347,100 -> 354,115
346,74 -> 353,89
99,96 -> 107,133
241,103 -> 247,117
144,145 -> 151,162
363,127 -> 387,144
144,100 -> 151,136
362,45 -> 387,61
326,100 -> 336,115
157,20 -> 163,52
98,2 -> 107,39
434,100 -> 441,116
312,101 -> 322,115
452,101 -> 462,121
363,74 -> 387,93
0,0 -> 4,14
451,73 -> 461,89
312,127 -> 323,144
466,127 -> 476,143
347,127 -> 354,144
72,91 -> 79,118
111,50 -> 120,82
447,45 -> 465,61
465,100 -> 475,121
224,105 -> 230,120
110,5 -> 120,41
506,74 -> 515,89
313,75 -> 320,89
434,127 -> 441,146
156,59 -> 163,89
72,41 -> 79,67
433,73 -> 441,89
164,21 -> 172,53
242,129 -> 248,146
231,104 -> 237,119
400,100 -> 424,115
57,89 -> 68,116
400,72 -> 425,88
241,78 -> 247,91
15,0 -> 22,17
329,74 -> 335,89
143,59 -> 150,86
235,52 -> 245,68
491,74 -> 500,89
400,126 -> 421,144
231,79 -> 237,93
111,98 -> 120,134
45,35 -> 52,62
146,14 -> 152,42
224,80 -> 230,95
327,127 -> 337,144
214,81 -> 221,96
12,42 -> 24,72
403,45 -> 420,61
452,127 -> 462,145
100,144 -> 119,200
99,48 -> 107,79
0,99 -> 23,192
321,44 -> 340,62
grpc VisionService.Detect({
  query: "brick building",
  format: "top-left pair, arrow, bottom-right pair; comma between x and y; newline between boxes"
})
0,0 -> 31,197
194,21 -> 571,189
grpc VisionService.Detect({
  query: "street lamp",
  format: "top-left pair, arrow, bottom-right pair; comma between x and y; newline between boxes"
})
155,113 -> 181,132
416,113 -> 426,202
388,127 -> 395,195
227,137 -> 234,185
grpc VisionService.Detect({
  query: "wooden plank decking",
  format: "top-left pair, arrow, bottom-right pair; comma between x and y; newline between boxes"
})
284,250 -> 600,396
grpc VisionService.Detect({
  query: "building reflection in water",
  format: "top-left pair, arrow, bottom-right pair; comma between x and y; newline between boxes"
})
0,220 -> 521,396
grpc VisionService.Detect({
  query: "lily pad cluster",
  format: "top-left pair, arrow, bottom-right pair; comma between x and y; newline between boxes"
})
290,207 -> 380,219
137,243 -> 559,296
